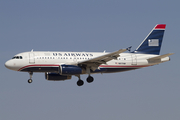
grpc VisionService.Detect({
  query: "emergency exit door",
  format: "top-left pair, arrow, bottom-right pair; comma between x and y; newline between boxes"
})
131,54 -> 137,65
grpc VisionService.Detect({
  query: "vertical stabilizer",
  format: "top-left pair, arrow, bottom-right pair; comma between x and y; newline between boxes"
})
134,24 -> 166,55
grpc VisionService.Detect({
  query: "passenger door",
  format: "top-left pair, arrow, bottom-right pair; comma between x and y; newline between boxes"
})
29,53 -> 35,64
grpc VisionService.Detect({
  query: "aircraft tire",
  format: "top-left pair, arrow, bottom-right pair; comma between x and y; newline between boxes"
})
77,80 -> 84,86
86,76 -> 94,83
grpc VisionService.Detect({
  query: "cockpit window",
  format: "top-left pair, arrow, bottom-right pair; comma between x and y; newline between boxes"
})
12,56 -> 23,59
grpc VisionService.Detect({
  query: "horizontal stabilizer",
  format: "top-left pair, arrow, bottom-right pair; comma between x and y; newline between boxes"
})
148,53 -> 174,60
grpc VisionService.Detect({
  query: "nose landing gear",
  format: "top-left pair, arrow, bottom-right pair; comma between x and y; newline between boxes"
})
28,72 -> 33,83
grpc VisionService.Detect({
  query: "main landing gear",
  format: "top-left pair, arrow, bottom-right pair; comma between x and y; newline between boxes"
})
76,75 -> 94,86
28,72 -> 33,83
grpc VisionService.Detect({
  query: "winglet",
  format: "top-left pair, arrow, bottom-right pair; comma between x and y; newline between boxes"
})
126,46 -> 132,52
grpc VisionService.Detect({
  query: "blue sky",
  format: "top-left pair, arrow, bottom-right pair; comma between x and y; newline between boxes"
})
0,0 -> 179,120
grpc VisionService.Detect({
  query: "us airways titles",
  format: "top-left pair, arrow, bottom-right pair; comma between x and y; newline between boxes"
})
53,53 -> 94,57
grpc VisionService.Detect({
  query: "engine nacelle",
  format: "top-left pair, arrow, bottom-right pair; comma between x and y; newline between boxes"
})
59,65 -> 83,75
45,72 -> 71,81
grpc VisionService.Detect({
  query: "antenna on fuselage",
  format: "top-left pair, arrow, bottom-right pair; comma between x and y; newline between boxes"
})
31,49 -> 34,52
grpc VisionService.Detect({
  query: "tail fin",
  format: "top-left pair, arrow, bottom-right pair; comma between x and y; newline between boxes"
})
134,24 -> 166,55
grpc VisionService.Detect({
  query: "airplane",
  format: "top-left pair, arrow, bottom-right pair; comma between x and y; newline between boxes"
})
5,24 -> 173,86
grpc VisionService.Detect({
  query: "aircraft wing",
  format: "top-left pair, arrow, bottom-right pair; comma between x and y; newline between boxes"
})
77,49 -> 127,71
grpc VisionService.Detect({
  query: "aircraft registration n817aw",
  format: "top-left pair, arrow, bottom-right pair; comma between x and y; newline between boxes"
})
5,24 -> 173,86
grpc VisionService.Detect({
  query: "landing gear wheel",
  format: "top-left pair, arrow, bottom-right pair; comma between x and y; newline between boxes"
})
77,80 -> 84,86
87,76 -> 94,83
28,79 -> 33,83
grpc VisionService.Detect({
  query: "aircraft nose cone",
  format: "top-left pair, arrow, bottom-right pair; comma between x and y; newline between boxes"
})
5,61 -> 11,69
5,60 -> 17,70
5,60 -> 21,71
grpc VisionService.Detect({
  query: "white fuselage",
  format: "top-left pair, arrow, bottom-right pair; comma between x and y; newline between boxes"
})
5,51 -> 170,74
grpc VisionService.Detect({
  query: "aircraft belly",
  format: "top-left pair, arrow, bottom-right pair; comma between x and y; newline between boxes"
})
19,65 -> 59,73
89,67 -> 138,74
104,68 -> 138,73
